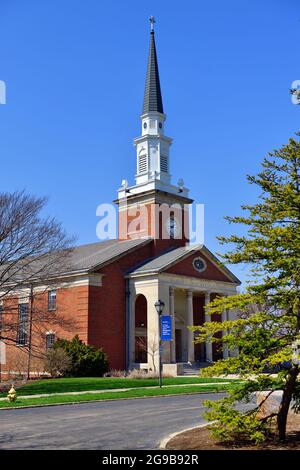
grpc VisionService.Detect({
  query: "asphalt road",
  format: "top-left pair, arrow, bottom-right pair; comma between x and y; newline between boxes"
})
0,393 -> 227,450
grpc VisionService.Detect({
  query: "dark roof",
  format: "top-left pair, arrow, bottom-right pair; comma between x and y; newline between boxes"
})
129,244 -> 241,284
1,238 -> 240,286
142,31 -> 164,114
0,239 -> 152,284
130,245 -> 198,274
67,238 -> 152,272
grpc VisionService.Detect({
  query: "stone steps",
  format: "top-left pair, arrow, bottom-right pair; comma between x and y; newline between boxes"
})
181,362 -> 209,376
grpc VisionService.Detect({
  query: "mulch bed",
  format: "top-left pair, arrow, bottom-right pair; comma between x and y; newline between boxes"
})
166,413 -> 300,450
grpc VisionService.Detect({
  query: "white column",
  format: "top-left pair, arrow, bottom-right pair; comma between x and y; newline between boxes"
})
205,291 -> 213,362
129,285 -> 136,365
170,287 -> 176,363
187,290 -> 194,363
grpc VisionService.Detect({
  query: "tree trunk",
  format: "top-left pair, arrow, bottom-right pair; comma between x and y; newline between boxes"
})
26,285 -> 34,381
277,366 -> 298,441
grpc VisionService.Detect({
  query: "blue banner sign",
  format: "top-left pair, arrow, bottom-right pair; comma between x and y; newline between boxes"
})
161,315 -> 172,341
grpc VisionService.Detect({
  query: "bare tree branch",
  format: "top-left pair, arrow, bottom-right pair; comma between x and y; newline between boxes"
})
0,190 -> 76,355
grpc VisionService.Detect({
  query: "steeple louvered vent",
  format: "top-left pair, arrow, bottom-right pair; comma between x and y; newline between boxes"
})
160,155 -> 168,173
139,154 -> 148,174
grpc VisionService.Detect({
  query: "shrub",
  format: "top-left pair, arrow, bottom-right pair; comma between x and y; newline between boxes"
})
204,394 -> 270,444
126,368 -> 173,379
53,335 -> 109,377
104,369 -> 126,377
44,347 -> 72,378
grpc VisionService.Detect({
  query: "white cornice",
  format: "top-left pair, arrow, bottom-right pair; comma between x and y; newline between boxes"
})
118,179 -> 190,200
134,134 -> 173,145
131,272 -> 238,295
0,273 -> 103,298
140,112 -> 166,120
159,273 -> 238,294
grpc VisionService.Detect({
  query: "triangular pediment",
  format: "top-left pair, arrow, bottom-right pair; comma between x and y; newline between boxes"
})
130,244 -> 240,285
164,247 -> 239,284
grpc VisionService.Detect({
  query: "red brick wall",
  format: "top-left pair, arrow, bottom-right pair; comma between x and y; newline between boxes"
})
1,285 -> 88,379
57,285 -> 89,343
166,252 -> 231,282
88,242 -> 154,370
118,201 -> 189,257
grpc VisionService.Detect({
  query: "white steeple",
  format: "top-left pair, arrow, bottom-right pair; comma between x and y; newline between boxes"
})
118,18 -> 189,200
134,20 -> 172,187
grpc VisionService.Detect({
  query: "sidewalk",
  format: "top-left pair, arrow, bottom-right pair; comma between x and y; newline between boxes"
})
0,381 -> 231,401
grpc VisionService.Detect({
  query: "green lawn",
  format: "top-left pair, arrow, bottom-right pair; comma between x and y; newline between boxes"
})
0,376 -> 237,398
0,383 -> 234,409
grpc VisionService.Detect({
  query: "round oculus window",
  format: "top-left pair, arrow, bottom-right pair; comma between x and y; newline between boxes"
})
159,122 -> 162,129
143,122 -> 147,129
193,257 -> 207,273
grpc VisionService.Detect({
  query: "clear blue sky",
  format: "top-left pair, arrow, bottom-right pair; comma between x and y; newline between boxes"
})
0,0 -> 299,286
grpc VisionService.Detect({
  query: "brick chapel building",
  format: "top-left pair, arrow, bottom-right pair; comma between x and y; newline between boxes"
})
1,22 -> 240,378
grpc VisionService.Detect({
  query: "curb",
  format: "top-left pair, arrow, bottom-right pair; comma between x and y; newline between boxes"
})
159,422 -> 211,449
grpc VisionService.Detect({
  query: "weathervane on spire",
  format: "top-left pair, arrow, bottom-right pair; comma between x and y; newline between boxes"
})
149,16 -> 156,32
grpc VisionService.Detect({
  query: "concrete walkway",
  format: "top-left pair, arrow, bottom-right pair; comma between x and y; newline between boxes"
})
0,381 -> 232,401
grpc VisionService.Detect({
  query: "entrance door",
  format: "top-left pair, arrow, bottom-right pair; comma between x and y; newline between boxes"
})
195,342 -> 206,362
175,329 -> 182,362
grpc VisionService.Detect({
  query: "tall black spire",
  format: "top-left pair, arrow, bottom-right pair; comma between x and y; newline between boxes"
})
142,18 -> 164,115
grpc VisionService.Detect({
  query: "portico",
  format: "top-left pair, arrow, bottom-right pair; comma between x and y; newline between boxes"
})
127,255 -> 239,374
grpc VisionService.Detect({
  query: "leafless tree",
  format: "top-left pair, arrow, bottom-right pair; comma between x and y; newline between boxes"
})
136,335 -> 159,373
0,191 -> 76,379
44,347 -> 72,378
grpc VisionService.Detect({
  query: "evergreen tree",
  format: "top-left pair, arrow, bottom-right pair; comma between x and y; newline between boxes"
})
194,134 -> 300,442
53,336 -> 109,377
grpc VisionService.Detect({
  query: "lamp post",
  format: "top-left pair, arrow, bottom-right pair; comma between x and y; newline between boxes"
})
26,284 -> 34,381
154,299 -> 165,388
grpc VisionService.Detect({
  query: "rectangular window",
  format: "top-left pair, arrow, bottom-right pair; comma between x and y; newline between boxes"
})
48,290 -> 56,311
17,303 -> 28,346
46,333 -> 55,349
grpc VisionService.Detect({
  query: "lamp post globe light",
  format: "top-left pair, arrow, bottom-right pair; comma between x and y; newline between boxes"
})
154,300 -> 165,388
154,300 -> 165,316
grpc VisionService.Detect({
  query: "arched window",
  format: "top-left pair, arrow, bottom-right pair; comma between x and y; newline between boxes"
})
135,294 -> 147,363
